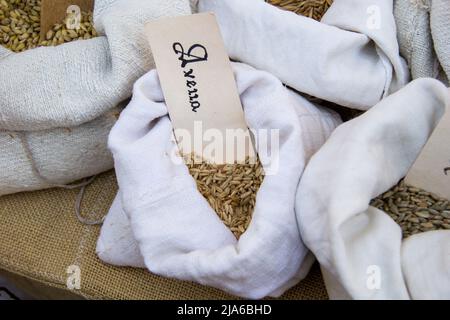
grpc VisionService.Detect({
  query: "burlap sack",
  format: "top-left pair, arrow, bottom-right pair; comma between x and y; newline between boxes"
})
394,0 -> 450,84
0,0 -> 191,196
0,170 -> 328,300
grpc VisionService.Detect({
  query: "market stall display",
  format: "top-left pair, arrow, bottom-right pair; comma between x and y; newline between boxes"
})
0,0 -> 449,301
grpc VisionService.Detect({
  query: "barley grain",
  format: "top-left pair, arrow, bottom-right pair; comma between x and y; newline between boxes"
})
186,154 -> 265,239
0,0 -> 97,53
267,0 -> 333,20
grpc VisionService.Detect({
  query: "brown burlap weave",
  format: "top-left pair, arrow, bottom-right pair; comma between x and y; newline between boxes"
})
0,170 -> 328,300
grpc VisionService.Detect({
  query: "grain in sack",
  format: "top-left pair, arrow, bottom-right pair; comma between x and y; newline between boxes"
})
96,63 -> 342,298
0,0 -> 191,195
296,78 -> 450,299
371,180 -> 450,238
267,0 -> 333,20
0,0 -> 97,52
185,155 -> 265,239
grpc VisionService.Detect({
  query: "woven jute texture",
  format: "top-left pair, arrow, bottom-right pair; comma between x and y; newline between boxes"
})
0,170 -> 328,300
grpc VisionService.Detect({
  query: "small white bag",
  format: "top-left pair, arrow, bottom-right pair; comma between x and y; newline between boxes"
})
97,63 -> 342,298
198,0 -> 409,110
296,78 -> 450,299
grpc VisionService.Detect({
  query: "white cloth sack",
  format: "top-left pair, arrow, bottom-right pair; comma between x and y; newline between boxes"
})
0,109 -> 118,196
198,0 -> 409,110
96,63 -> 342,298
0,0 -> 191,195
296,78 -> 450,299
394,0 -> 450,85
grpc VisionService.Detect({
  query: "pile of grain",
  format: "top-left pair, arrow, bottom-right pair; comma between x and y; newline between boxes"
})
187,156 -> 265,239
371,180 -> 450,239
267,0 -> 333,20
0,0 -> 96,53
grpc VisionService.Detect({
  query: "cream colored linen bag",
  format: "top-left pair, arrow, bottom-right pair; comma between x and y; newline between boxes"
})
0,0 -> 191,195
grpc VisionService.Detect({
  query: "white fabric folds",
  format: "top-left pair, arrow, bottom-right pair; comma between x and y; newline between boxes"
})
296,78 -> 450,299
198,0 -> 409,110
97,63 -> 342,298
0,0 -> 191,195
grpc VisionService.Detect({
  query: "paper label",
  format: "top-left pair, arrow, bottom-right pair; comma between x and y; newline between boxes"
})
40,0 -> 94,39
406,95 -> 450,200
144,13 -> 255,164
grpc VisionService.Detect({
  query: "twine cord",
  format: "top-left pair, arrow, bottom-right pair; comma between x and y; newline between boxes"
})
16,131 -> 104,225
75,182 -> 106,226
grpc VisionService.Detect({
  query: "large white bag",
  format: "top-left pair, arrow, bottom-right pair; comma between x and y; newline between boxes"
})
296,78 -> 450,299
198,0 -> 409,110
394,0 -> 450,84
0,0 -> 191,195
96,63 -> 342,298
